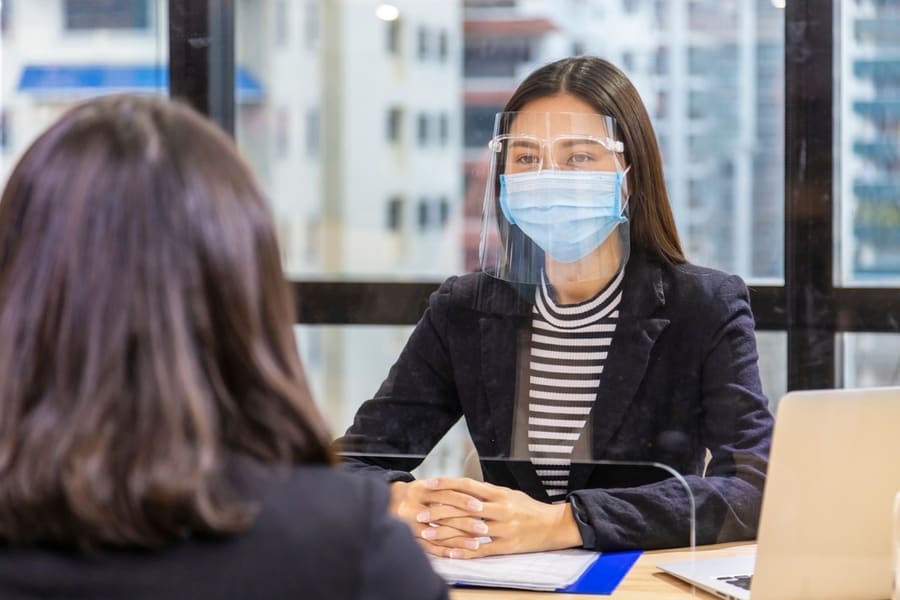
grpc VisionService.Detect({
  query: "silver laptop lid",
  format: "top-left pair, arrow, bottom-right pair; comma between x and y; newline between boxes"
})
751,386 -> 900,599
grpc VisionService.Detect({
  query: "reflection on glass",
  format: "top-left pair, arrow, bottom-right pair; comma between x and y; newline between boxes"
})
0,0 -> 167,182
840,0 -> 900,284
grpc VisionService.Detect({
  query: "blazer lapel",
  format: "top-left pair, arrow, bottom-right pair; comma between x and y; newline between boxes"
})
479,313 -> 549,501
479,315 -> 519,458
569,256 -> 670,492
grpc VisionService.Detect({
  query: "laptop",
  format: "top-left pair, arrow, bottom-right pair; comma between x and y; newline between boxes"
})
658,386 -> 900,599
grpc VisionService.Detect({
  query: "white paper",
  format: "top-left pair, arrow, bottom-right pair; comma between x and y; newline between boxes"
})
429,549 -> 600,591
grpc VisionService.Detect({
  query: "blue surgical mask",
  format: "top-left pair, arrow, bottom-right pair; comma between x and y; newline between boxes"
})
498,169 -> 628,263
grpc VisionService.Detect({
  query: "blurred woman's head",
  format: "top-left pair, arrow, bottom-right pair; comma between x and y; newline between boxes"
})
502,56 -> 685,265
0,94 -> 333,548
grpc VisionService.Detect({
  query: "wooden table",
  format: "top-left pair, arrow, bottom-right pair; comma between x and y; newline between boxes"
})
450,541 -> 756,599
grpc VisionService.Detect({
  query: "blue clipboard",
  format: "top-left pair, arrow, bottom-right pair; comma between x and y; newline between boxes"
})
558,550 -> 643,594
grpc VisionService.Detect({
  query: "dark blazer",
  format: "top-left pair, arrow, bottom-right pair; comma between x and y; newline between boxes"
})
0,460 -> 449,600
338,253 -> 774,551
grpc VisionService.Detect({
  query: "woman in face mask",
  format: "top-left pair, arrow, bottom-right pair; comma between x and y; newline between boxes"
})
337,56 -> 774,558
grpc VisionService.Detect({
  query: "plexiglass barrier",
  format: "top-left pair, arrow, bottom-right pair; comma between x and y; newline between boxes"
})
335,442 -> 708,595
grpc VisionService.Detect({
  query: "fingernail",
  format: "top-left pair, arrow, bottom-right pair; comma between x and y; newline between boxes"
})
421,528 -> 437,540
464,539 -> 480,550
425,478 -> 440,488
448,549 -> 464,559
473,522 -> 488,535
416,511 -> 430,523
468,499 -> 483,511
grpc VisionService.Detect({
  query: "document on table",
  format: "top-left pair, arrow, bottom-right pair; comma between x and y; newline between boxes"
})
429,549 -> 600,591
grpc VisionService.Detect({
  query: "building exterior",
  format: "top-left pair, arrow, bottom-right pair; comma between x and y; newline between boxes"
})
839,0 -> 900,387
840,0 -> 900,282
1,0 -> 168,177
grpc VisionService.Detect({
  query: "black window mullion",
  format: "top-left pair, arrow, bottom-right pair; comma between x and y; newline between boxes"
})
168,0 -> 235,136
207,0 -> 235,136
834,288 -> 900,332
292,281 -> 438,326
784,0 -> 836,390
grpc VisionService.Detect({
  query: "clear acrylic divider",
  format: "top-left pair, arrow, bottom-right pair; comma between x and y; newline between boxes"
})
336,436 -> 702,596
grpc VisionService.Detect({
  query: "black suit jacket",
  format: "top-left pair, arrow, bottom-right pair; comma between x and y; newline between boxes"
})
339,253 -> 774,551
0,461 -> 448,600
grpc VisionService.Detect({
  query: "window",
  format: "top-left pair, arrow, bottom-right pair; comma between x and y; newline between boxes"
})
275,0 -> 289,46
386,197 -> 404,231
843,1 -> 900,282
417,113 -> 429,146
417,26 -> 428,60
464,39 -> 531,78
64,0 -> 149,30
224,0 -> 900,434
439,113 -> 449,145
417,198 -> 429,230
1,0 -> 9,33
3,0 -> 166,198
843,334 -> 900,387
304,215 -> 321,264
654,0 -> 668,29
623,0 -> 641,14
387,107 -> 403,144
438,196 -> 450,226
656,90 -> 669,119
275,108 -> 290,159
305,107 -> 320,158
438,30 -> 448,62
654,46 -> 669,74
305,0 -> 320,50
0,110 -> 8,149
465,106 -> 501,149
387,18 -> 402,56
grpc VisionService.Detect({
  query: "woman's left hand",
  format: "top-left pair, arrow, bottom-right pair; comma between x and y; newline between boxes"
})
418,477 -> 584,558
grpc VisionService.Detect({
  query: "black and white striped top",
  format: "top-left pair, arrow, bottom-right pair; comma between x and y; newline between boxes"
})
527,268 -> 624,503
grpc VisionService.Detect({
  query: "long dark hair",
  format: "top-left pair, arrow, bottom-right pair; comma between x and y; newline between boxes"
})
502,56 -> 686,265
0,94 -> 334,547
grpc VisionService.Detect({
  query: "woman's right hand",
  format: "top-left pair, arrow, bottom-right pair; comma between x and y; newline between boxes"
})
389,479 -> 488,556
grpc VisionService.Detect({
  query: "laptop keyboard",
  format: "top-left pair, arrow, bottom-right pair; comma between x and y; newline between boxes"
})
717,574 -> 752,590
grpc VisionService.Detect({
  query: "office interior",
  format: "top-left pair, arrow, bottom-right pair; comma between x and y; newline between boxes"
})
1,0 -> 898,480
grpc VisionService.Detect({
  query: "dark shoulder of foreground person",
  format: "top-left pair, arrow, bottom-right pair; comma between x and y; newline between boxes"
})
239,462 -> 450,600
0,463 -> 449,600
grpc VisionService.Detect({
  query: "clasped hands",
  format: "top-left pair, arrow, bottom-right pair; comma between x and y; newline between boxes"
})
389,477 -> 583,559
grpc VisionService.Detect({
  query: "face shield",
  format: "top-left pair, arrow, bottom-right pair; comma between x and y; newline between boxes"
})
479,112 -> 630,285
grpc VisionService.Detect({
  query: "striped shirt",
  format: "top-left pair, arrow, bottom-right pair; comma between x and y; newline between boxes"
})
527,268 -> 624,503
